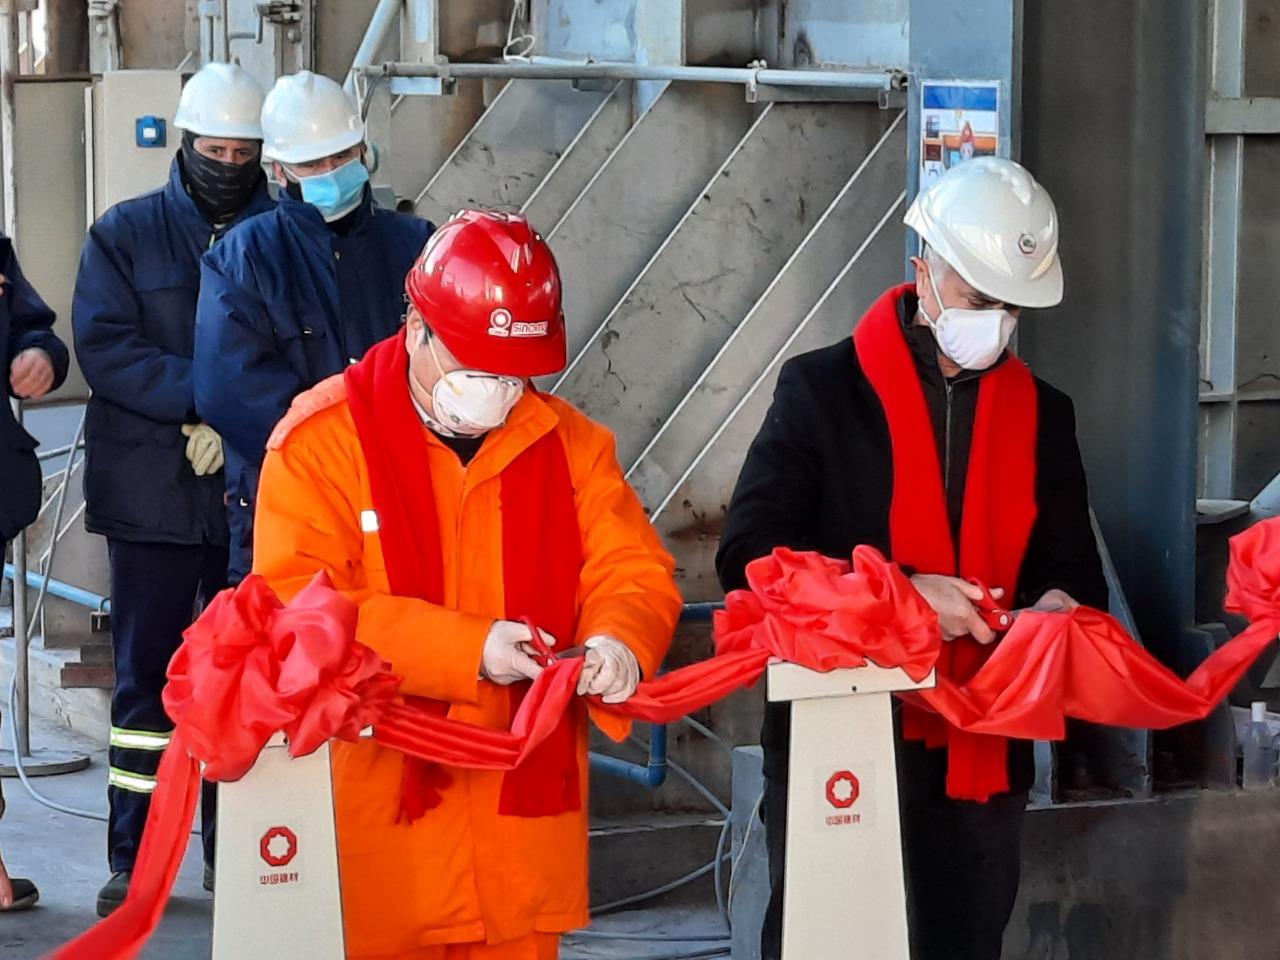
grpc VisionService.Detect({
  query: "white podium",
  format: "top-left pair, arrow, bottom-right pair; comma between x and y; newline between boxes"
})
767,661 -> 936,960
211,737 -> 346,960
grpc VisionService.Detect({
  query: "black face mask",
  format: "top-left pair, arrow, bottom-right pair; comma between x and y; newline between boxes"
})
179,131 -> 263,224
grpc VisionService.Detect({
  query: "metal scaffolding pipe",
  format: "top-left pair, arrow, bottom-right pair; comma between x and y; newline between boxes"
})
3,564 -> 110,613
358,59 -> 904,94
29,407 -> 86,628
345,0 -> 403,96
0,2 -> 20,238
10,534 -> 29,757
36,440 -> 85,462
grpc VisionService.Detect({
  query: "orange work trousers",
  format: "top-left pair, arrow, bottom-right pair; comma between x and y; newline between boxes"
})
382,934 -> 560,960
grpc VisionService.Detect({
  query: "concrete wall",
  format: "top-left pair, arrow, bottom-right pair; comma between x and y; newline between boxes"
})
1007,790 -> 1280,959
115,0 -> 193,69
12,78 -> 90,402
313,0 -> 382,81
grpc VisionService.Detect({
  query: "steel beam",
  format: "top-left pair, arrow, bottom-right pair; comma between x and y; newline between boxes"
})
654,198 -> 906,599
545,82 -> 756,362
1200,0 -> 1245,498
381,81 -> 493,205
554,100 -> 892,470
628,113 -> 907,512
521,81 -> 633,231
532,0 -> 635,63
344,0 -> 401,94
633,0 -> 683,111
401,0 -> 438,65
1021,0 -> 1205,658
414,79 -> 614,224
765,0 -> 910,71
634,0 -> 683,64
1205,96 -> 1280,134
0,3 -> 18,237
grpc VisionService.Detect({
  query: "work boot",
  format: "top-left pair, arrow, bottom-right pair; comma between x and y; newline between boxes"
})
0,877 -> 39,912
203,863 -> 214,894
96,870 -> 131,917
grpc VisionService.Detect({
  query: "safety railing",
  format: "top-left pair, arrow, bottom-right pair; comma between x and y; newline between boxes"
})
359,59 -> 904,91
344,0 -> 905,102
2,402 -> 92,773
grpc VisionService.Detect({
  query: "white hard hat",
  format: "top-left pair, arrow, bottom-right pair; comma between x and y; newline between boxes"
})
173,62 -> 265,140
261,70 -> 364,165
905,156 -> 1064,309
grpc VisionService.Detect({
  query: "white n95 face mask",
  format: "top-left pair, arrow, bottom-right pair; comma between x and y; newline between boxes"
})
423,331 -> 523,436
922,269 -> 1017,371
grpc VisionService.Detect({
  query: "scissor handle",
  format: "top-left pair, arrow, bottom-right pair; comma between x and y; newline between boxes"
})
520,616 -> 557,667
966,579 -> 1014,632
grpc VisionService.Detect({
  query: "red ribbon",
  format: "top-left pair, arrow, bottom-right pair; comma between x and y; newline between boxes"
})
853,282 -> 1040,801
51,521 -> 1280,960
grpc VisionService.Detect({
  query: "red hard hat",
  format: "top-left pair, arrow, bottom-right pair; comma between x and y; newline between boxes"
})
405,209 -> 566,377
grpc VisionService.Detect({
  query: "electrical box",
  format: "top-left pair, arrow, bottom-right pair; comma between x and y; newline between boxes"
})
134,115 -> 167,148
87,70 -> 185,220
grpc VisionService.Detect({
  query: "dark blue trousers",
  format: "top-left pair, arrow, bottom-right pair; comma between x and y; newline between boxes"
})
107,539 -> 226,872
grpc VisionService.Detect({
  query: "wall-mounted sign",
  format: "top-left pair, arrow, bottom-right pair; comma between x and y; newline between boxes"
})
919,80 -> 1002,187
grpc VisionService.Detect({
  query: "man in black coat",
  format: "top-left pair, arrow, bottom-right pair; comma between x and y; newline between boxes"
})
717,157 -> 1107,960
0,232 -> 69,913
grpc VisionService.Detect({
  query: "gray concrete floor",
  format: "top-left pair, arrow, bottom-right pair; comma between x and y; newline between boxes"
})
0,712 -> 210,959
0,713 -> 729,959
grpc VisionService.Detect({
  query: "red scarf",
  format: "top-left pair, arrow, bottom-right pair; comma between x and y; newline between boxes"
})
345,335 -> 584,820
853,284 -> 1039,801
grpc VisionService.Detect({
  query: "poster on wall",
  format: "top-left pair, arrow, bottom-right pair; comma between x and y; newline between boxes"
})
919,80 -> 1002,187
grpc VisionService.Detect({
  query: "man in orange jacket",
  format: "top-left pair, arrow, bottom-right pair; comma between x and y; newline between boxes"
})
251,209 -> 682,959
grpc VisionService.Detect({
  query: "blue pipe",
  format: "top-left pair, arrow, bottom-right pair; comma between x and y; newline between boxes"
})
587,602 -> 724,788
3,564 -> 110,613
590,723 -> 668,787
678,601 -> 723,623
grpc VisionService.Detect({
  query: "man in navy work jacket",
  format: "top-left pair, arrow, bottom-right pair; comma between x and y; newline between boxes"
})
71,62 -> 274,918
0,234 -> 67,915
194,70 -> 433,584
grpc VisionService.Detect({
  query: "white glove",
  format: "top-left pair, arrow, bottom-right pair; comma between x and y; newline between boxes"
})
576,635 -> 641,704
481,620 -> 553,685
180,423 -> 224,477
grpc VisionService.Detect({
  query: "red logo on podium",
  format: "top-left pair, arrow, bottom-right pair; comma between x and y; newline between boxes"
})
260,826 -> 298,867
825,770 -> 861,809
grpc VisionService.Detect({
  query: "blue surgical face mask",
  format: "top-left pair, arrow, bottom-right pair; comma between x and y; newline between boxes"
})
293,156 -> 369,222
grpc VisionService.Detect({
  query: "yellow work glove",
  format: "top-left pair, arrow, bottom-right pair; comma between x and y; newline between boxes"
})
180,423 -> 224,477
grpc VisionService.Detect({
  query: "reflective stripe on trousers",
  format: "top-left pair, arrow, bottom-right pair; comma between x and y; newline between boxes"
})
108,766 -> 159,794
109,726 -> 172,752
